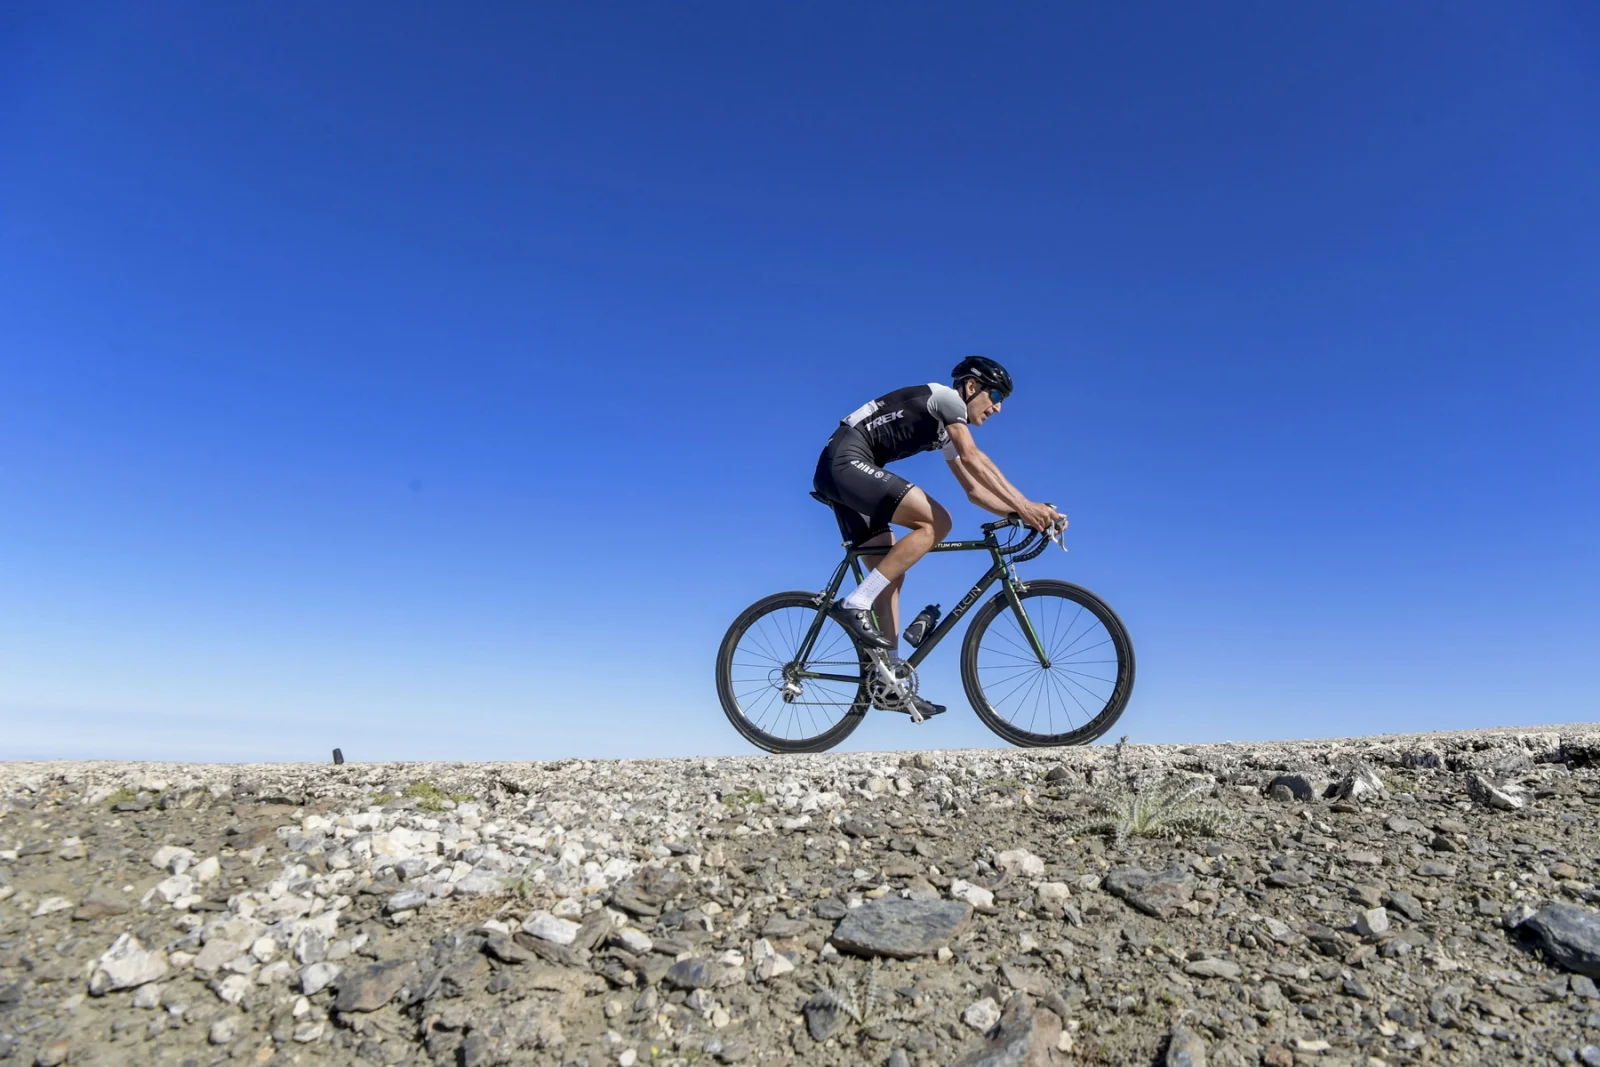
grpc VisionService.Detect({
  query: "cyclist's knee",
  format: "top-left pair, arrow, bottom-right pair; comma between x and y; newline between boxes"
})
929,500 -> 953,542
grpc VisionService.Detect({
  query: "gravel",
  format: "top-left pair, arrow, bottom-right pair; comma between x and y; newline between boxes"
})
1,722 -> 1599,1065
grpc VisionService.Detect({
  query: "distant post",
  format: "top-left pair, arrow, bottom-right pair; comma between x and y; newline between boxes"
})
332,748 -> 344,765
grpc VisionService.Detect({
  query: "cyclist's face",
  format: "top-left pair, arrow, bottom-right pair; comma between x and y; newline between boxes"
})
967,384 -> 1003,425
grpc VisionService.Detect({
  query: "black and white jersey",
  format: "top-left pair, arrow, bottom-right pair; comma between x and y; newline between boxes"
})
839,383 -> 969,466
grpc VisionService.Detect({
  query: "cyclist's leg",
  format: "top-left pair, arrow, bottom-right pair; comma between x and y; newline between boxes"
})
870,487 -> 953,584
855,530 -> 901,653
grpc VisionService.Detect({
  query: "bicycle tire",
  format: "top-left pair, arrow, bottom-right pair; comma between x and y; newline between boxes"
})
960,578 -> 1135,746
716,591 -> 869,753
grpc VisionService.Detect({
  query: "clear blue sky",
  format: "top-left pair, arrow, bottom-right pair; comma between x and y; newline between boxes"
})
2,3 -> 1596,761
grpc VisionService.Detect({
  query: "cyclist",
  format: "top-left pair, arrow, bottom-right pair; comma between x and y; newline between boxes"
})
811,356 -> 1065,720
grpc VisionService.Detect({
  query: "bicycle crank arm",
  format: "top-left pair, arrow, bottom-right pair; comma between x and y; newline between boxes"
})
868,652 -> 923,723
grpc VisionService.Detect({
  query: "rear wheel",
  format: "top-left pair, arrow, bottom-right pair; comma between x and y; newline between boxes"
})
960,579 -> 1134,746
716,591 -> 869,753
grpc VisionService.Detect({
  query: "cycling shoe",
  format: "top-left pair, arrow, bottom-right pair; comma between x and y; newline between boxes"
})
908,695 -> 946,723
829,603 -> 894,650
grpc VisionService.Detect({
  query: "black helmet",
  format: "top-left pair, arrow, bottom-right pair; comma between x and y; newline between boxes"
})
951,355 -> 1012,398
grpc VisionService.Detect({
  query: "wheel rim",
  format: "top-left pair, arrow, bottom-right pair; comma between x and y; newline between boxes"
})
973,592 -> 1120,739
728,605 -> 864,744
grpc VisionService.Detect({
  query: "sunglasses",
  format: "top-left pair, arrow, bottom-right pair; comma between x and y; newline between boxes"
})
987,389 -> 1007,404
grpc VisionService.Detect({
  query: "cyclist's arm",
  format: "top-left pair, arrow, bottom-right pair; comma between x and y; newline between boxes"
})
944,423 -> 1032,515
947,456 -> 1014,517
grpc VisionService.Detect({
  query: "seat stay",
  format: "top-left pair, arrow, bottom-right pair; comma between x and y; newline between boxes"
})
792,557 -> 855,671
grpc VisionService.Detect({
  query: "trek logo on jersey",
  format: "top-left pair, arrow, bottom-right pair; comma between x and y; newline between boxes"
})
849,459 -> 886,480
864,410 -> 905,432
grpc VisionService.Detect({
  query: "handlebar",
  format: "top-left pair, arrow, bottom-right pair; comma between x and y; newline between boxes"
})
983,503 -> 1067,556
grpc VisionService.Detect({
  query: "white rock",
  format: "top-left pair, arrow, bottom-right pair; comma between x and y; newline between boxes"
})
963,996 -> 1002,1031
89,934 -> 169,995
1356,907 -> 1391,938
192,856 -> 221,884
996,849 -> 1045,877
522,910 -> 581,946
950,879 -> 995,909
1035,882 -> 1072,904
293,1022 -> 326,1043
616,928 -> 652,954
152,846 -> 195,874
256,960 -> 293,985
552,897 -> 584,919
210,1017 -> 239,1045
250,936 -> 277,963
32,896 -> 72,917
155,874 -> 195,904
298,962 -> 341,996
215,974 -> 253,1005
619,1049 -> 638,1067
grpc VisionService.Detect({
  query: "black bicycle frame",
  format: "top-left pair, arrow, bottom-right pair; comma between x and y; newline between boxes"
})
788,523 -> 1051,685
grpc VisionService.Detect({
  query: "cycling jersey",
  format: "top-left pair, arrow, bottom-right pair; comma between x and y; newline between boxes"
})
812,383 -> 969,545
839,383 -> 969,465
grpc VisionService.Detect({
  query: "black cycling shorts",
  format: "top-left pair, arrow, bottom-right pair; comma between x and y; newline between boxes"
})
812,425 -> 914,545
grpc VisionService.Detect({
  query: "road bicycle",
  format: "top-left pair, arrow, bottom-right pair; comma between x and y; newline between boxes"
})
715,496 -> 1135,753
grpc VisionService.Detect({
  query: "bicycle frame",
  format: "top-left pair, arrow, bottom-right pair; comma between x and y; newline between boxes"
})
788,524 -> 1052,686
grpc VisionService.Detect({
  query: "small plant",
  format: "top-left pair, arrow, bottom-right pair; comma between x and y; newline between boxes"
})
805,959 -> 924,1032
721,788 -> 766,812
1063,738 -> 1233,844
402,779 -> 473,812
104,787 -> 140,808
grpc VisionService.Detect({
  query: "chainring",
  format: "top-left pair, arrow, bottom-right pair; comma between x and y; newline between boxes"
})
867,659 -> 919,711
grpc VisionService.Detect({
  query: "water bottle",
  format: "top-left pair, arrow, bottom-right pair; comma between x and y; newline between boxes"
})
902,604 -> 941,648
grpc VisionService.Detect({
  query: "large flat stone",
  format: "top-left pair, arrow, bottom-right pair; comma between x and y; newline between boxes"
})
1104,867 -> 1195,919
1520,904 -> 1600,978
333,959 -> 419,1013
830,898 -> 973,959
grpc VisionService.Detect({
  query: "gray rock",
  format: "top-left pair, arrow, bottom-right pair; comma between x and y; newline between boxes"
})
1265,870 -> 1312,889
1264,773 -> 1323,802
953,1000 -> 1061,1066
1415,860 -> 1456,878
1467,773 -> 1525,811
1165,1023 -> 1208,1067
1104,867 -> 1195,919
1519,904 -> 1600,978
1355,907 -> 1390,938
1385,890 -> 1425,921
333,959 -> 418,1013
384,889 -> 428,914
297,961 -> 340,996
830,898 -> 974,959
1183,957 -> 1240,980
209,1017 -> 238,1045
72,886 -> 132,921
1329,763 -> 1386,803
664,958 -> 716,990
802,992 -> 845,1041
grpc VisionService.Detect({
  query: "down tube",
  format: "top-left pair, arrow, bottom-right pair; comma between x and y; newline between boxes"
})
903,566 -> 1002,670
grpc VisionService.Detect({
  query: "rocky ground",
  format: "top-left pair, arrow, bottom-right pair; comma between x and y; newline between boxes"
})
6,726 -> 1600,1067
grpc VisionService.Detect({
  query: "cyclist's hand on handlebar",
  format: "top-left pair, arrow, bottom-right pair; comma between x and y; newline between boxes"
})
1018,501 -> 1063,534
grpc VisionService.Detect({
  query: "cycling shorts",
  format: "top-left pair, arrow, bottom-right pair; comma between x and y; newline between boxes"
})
812,425 -> 915,546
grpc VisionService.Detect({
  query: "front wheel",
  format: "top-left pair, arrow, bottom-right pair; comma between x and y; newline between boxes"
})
716,591 -> 870,753
960,579 -> 1135,746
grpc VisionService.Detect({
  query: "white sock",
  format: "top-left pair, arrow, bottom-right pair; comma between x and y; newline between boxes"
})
843,569 -> 890,610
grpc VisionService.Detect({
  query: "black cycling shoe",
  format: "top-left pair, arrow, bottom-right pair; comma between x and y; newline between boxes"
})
829,603 -> 894,650
908,695 -> 946,722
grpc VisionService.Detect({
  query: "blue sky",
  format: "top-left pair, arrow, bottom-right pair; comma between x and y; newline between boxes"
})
2,3 -> 1596,761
